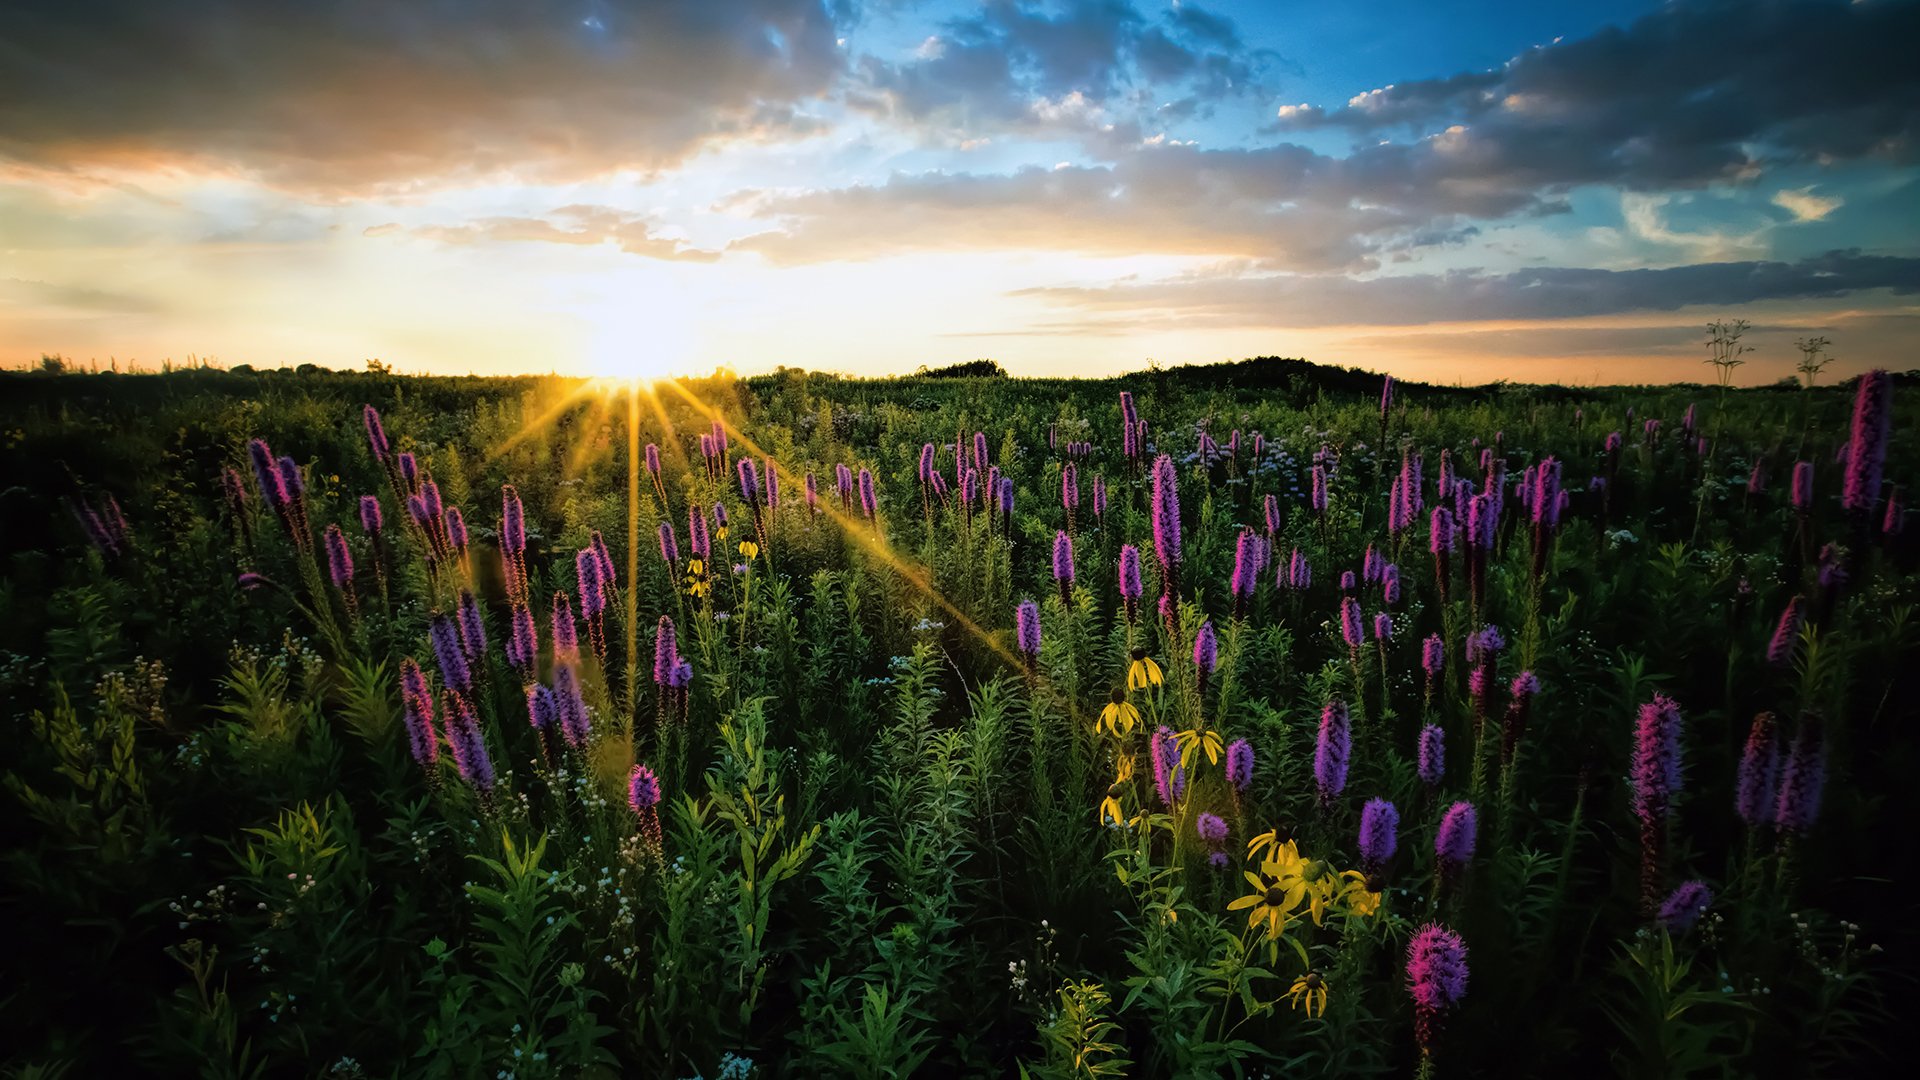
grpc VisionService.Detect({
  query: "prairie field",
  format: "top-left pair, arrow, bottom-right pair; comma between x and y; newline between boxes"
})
0,358 -> 1913,1078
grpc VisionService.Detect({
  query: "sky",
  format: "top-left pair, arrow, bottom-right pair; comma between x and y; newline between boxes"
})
2,0 -> 1916,384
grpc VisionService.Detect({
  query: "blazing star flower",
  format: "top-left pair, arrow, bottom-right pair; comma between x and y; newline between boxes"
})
1287,548 -> 1312,591
737,457 -> 760,506
456,589 -> 487,662
1775,714 -> 1826,833
1150,725 -> 1185,805
1118,544 -> 1144,619
506,603 -> 537,677
1418,725 -> 1445,786
1150,453 -> 1182,572
1230,528 -> 1259,607
552,663 -> 591,749
1383,568 -> 1401,606
1407,923 -> 1469,1053
590,530 -> 616,589
1435,801 -> 1476,869
429,611 -> 471,693
628,763 -> 662,813
998,475 -> 1015,515
858,467 -> 878,520
399,658 -> 438,768
576,548 -> 606,618
1658,880 -> 1714,935
1061,462 -> 1078,511
653,615 -> 680,686
551,591 -> 579,662
918,443 -> 936,485
1315,699 -> 1351,805
644,441 -> 661,479
397,451 -> 418,492
1632,694 -> 1684,825
1735,712 -> 1781,828
1197,812 -> 1229,844
526,683 -> 556,732
1225,738 -> 1254,791
1421,634 -> 1444,679
358,495 -> 382,536
687,504 -> 710,561
1373,612 -> 1393,642
1015,599 -> 1042,663
443,507 -> 468,555
1052,530 -> 1075,593
321,524 -> 353,588
657,521 -> 680,566
1364,545 -> 1383,584
1310,465 -> 1328,514
1193,621 -> 1217,682
248,438 -> 286,508
1340,597 -> 1364,649
1465,624 -> 1506,664
442,690 -> 495,792
419,475 -> 441,525
1340,570 -> 1356,592
1789,460 -> 1814,511
1092,474 -> 1107,518
1767,596 -> 1806,667
1358,798 -> 1399,871
1842,369 -> 1892,513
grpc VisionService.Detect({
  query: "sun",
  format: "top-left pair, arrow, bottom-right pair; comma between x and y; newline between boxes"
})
572,280 -> 700,381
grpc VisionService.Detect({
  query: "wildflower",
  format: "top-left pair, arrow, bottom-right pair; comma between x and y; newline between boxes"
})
1225,738 -> 1254,791
653,616 -> 680,685
1380,373 -> 1394,418
248,438 -> 286,508
1842,369 -> 1892,513
323,524 -> 354,588
551,591 -> 579,663
836,463 -> 853,508
1229,528 -> 1258,614
1633,694 -> 1684,913
429,611 -> 471,693
858,467 -> 878,520
1383,565 -> 1401,606
456,589 -> 486,662
1192,621 -> 1217,692
1126,647 -> 1163,690
1359,798 -> 1398,873
1097,755 -> 1137,828
1052,530 -> 1075,602
1264,494 -> 1281,536
1791,461 -> 1813,510
399,659 -> 438,770
444,507 -> 468,556
362,404 -> 390,462
442,690 -> 495,792
1092,474 -> 1106,519
1288,972 -> 1328,1018
1767,596 -> 1805,667
1340,570 -> 1356,592
525,683 -> 556,732
627,764 -> 662,813
397,451 -> 418,493
1435,801 -> 1476,874
1417,725 -> 1445,786
1310,465 -> 1327,513
1117,545 -> 1144,622
1775,713 -> 1826,833
1735,712 -> 1780,828
918,442 -> 936,486
1373,612 -> 1393,642
1421,633 -> 1443,680
506,604 -> 537,679
1229,850 -> 1305,940
658,521 -> 679,566
805,472 -> 818,511
1015,600 -> 1042,665
1407,924 -> 1469,1054
1364,545 -> 1384,584
1061,462 -> 1078,512
737,540 -> 759,561
1315,699 -> 1351,806
1657,881 -> 1713,935
1339,597 -> 1363,649
1150,453 -> 1182,575
1197,812 -> 1229,844
1284,548 -> 1312,591
1096,688 -> 1140,737
552,663 -> 591,750
590,530 -> 616,589
688,504 -> 710,561
1150,725 -> 1185,805
359,495 -> 382,535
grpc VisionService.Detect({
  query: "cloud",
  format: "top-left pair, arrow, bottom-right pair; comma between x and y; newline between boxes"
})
377,205 -> 721,262
0,1 -> 850,194
1269,0 -> 1919,190
1772,185 -> 1844,222
847,1 -> 1275,144
1011,250 -> 1920,329
0,277 -> 158,314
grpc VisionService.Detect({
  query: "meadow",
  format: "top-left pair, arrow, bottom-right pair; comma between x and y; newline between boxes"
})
0,355 -> 1911,1078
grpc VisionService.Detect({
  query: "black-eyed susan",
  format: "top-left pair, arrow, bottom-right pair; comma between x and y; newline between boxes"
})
738,539 -> 760,560
1097,755 -> 1138,828
1127,648 -> 1164,691
1288,971 -> 1328,1018
1340,869 -> 1384,919
1227,859 -> 1306,940
1096,688 -> 1140,737
1174,725 -> 1223,767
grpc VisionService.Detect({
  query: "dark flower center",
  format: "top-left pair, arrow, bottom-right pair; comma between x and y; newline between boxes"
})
1130,647 -> 1148,662
1264,886 -> 1286,907
1304,972 -> 1323,990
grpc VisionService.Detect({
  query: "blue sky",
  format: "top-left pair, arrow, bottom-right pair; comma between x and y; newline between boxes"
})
1,1 -> 1915,383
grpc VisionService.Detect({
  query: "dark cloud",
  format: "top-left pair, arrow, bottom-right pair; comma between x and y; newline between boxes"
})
1012,250 -> 1920,328
1271,0 -> 1920,189
849,1 -> 1273,141
382,205 -> 721,261
0,1 -> 850,194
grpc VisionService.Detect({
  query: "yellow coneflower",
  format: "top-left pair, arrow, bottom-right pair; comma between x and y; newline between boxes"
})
1340,869 -> 1384,918
1096,756 -> 1138,827
738,539 -> 760,560
1227,861 -> 1305,940
1174,725 -> 1223,766
1288,971 -> 1329,1018
1126,648 -> 1163,691
1095,688 -> 1140,737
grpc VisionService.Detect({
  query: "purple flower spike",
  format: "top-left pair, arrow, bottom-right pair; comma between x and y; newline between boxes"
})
999,475 -> 1015,514
323,524 -> 354,587
590,530 -> 615,589
1364,545 -> 1383,584
658,521 -> 679,565
1359,798 -> 1399,869
276,455 -> 304,502
1775,714 -> 1826,833
1052,530 -> 1075,585
1315,699 -> 1351,805
1791,461 -> 1813,510
399,658 -> 438,768
1383,568 -> 1401,606
506,603 -> 537,675
1015,599 -> 1042,662
1150,725 -> 1185,805
628,764 -> 662,813
644,442 -> 661,479
551,591 -> 579,662
1196,812 -> 1229,844
1310,465 -> 1328,513
1842,369 -> 1893,513
576,548 -> 606,617
1767,596 -> 1806,667
1657,881 -> 1714,935
1193,621 -> 1217,677
1631,694 -> 1684,822
688,504 -> 710,560
1735,711 -> 1781,828
1340,597 -> 1364,649
1286,548 -> 1312,591
1421,634 -> 1444,677
552,663 -> 591,749
1118,544 -> 1143,600
858,467 -> 878,520
1435,801 -> 1477,867
443,507 -> 468,554
1092,474 -> 1107,518
398,451 -> 418,492
1225,738 -> 1254,791
1407,923 -> 1469,1052
738,457 -> 760,505
443,691 -> 494,792
500,487 -> 526,553
1430,506 -> 1455,554
363,405 -> 390,462
248,438 -> 285,507
1418,725 -> 1445,785
1061,462 -> 1078,510
430,611 -> 471,693
359,495 -> 382,535
1230,529 -> 1258,602
1150,454 -> 1182,572
1340,570 -> 1356,592
653,616 -> 680,686
456,589 -> 487,662
1373,612 -> 1393,642
526,683 -> 556,732
918,443 -> 936,485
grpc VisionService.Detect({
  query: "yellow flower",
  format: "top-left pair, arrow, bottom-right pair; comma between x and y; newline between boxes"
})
715,525 -> 728,541
1340,869 -> 1383,919
1096,756 -> 1139,827
1095,688 -> 1140,737
1288,971 -> 1328,1018
1227,861 -> 1305,940
738,540 -> 760,560
1174,726 -> 1223,768
688,558 -> 705,576
1126,649 -> 1163,691
1246,831 -> 1302,869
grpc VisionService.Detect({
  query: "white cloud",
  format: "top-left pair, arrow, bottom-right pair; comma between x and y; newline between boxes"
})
1771,186 -> 1843,223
